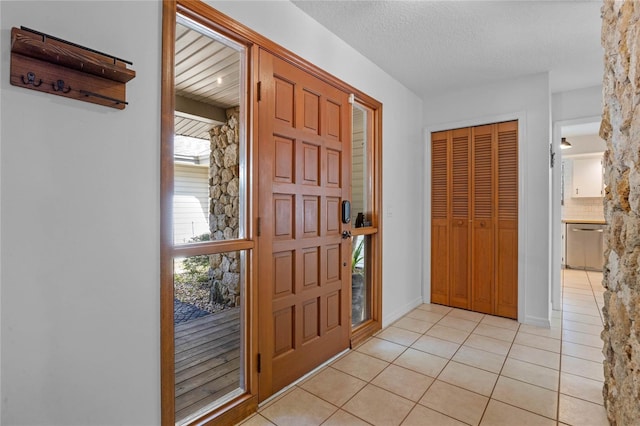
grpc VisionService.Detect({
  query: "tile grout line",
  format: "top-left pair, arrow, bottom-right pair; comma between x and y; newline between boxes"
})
556,267 -> 569,425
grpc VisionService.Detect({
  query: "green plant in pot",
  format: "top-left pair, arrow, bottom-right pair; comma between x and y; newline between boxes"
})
351,236 -> 365,324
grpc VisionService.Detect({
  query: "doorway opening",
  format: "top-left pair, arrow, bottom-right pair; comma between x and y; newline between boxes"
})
553,120 -> 605,310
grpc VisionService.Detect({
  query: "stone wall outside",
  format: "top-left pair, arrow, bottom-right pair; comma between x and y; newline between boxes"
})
208,107 -> 241,307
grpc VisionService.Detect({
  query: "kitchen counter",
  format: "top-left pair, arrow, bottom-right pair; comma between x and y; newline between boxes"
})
563,219 -> 607,225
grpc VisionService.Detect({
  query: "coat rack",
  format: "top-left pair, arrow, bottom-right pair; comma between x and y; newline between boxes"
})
10,27 -> 136,110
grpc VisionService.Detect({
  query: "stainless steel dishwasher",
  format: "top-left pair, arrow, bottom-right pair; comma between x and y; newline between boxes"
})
566,223 -> 604,271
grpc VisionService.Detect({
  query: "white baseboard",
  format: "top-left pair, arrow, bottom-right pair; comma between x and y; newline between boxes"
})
524,315 -> 551,328
382,296 -> 423,328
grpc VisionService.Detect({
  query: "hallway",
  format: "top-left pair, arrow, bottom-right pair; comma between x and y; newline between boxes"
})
239,269 -> 607,426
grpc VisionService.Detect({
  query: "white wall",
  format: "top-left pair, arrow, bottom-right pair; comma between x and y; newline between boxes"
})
1,1 -> 423,424
1,1 -> 162,424
423,73 -> 552,326
552,85 -> 602,122
209,1 -> 425,324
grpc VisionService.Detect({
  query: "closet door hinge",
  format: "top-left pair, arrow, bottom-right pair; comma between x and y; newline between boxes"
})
257,217 -> 262,237
257,81 -> 262,101
257,353 -> 262,373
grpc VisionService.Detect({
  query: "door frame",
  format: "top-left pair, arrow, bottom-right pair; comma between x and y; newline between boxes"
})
424,112 -> 527,323
551,116 -> 601,311
161,1 -> 383,424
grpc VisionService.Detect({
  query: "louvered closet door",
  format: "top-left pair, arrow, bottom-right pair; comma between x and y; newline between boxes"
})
431,131 -> 449,305
496,121 -> 518,318
471,125 -> 495,314
450,128 -> 471,309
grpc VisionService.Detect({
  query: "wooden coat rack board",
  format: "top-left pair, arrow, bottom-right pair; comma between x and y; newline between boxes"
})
10,27 -> 136,110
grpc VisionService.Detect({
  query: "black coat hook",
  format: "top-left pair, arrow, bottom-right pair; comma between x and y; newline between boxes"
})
52,79 -> 71,93
21,72 -> 42,87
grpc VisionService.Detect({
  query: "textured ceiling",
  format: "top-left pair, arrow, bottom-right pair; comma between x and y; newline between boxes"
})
292,1 -> 604,97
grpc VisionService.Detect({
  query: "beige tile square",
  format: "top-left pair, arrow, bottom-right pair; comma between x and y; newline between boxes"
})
563,298 -> 598,309
561,355 -> 603,381
519,323 -> 562,339
376,326 -> 422,346
438,315 -> 478,332
501,358 -> 559,391
394,348 -> 448,377
401,404 -> 466,426
260,388 -> 337,426
332,351 -> 389,381
562,329 -> 603,348
492,376 -> 558,419
372,364 -> 434,402
411,335 -> 460,359
562,311 -> 603,326
587,271 -> 603,281
452,345 -> 505,373
300,367 -> 367,407
563,287 -> 593,296
356,337 -> 407,362
473,323 -> 517,342
480,315 -> 520,330
508,343 -> 560,369
559,394 -> 608,426
238,413 -> 276,426
562,303 -> 601,317
514,331 -> 560,353
447,308 -> 485,322
438,361 -> 498,396
393,317 -> 434,334
406,308 -> 445,323
343,384 -> 414,426
562,319 -> 604,336
514,331 -> 561,353
416,303 -> 452,314
464,334 -> 512,356
480,399 -> 556,426
560,372 -> 604,405
564,293 -> 597,303
322,409 -> 370,426
419,380 -> 489,425
426,324 -> 470,344
257,386 -> 296,411
562,341 -> 604,363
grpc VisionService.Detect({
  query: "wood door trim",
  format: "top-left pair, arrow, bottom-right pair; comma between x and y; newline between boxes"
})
160,1 -> 177,423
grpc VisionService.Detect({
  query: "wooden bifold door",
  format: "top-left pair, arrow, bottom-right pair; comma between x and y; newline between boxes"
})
431,120 -> 518,319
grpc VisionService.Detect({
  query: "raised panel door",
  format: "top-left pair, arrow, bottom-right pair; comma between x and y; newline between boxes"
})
257,50 -> 351,400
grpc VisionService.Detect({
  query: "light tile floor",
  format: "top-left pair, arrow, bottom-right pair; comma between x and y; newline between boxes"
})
240,269 -> 608,426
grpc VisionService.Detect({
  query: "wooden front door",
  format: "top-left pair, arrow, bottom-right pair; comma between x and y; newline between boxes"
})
257,49 -> 352,400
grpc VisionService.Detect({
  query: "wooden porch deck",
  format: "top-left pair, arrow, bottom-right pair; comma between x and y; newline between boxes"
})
175,306 -> 241,420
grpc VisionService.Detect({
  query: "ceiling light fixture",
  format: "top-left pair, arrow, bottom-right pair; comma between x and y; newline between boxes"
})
561,137 -> 572,149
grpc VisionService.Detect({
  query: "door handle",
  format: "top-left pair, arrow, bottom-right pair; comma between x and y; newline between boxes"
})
342,230 -> 352,239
